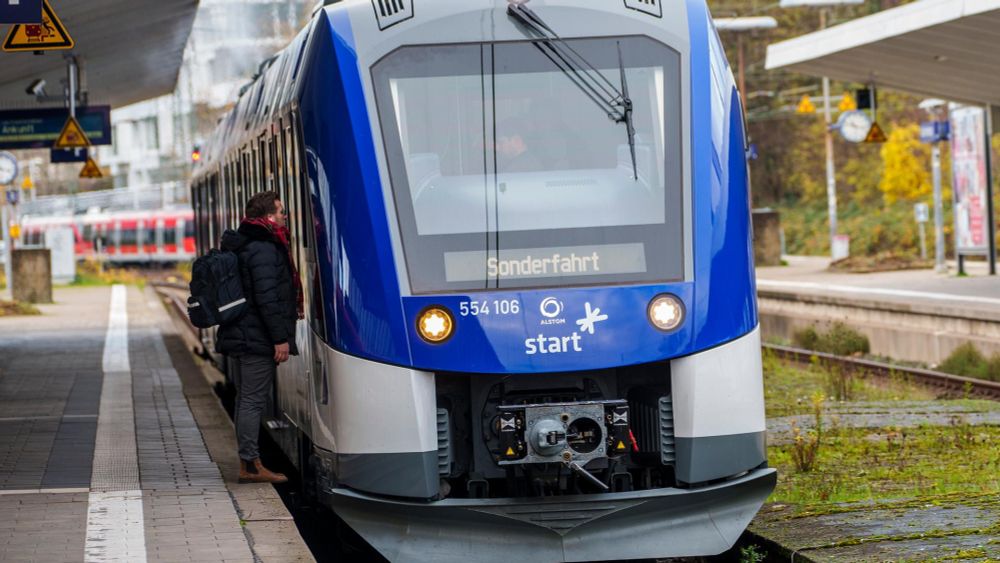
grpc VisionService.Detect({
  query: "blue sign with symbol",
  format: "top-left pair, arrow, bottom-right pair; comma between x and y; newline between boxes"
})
0,106 -> 112,150
920,121 -> 950,143
6,189 -> 18,205
0,0 -> 42,24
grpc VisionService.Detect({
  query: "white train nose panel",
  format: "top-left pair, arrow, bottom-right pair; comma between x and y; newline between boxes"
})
669,327 -> 768,483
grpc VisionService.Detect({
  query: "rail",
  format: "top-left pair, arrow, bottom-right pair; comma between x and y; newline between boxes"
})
763,343 -> 1000,400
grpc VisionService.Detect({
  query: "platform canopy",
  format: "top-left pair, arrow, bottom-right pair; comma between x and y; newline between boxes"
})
765,0 -> 1000,106
0,0 -> 198,109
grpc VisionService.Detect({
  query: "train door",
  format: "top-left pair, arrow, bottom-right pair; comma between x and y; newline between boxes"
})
112,221 -> 121,258
137,220 -> 146,260
272,113 -> 317,456
156,218 -> 165,258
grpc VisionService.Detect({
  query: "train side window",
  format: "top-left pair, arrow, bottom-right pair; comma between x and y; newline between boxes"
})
275,121 -> 286,198
146,224 -> 157,248
288,120 -> 303,249
120,226 -> 137,246
83,224 -> 94,241
209,173 -> 219,247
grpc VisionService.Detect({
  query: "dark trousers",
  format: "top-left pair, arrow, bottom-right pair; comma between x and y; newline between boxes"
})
234,354 -> 275,461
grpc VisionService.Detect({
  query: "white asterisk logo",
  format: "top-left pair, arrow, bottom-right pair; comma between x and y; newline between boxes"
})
575,302 -> 608,335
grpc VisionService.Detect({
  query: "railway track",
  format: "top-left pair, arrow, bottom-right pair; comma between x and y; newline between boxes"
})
151,281 -> 1000,401
763,343 -> 1000,401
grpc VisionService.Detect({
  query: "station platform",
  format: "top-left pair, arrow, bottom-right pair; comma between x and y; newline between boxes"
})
757,255 -> 1000,314
755,256 -> 1000,366
0,285 -> 313,562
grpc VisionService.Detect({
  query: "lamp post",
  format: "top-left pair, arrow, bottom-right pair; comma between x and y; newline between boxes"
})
779,0 -> 863,260
713,17 -> 779,115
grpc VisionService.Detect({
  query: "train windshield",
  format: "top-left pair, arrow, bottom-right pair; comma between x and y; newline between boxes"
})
372,36 -> 684,294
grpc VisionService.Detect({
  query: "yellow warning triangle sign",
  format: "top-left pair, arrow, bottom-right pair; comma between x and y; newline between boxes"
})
54,116 -> 90,149
864,122 -> 888,144
796,95 -> 816,115
79,157 -> 103,179
838,92 -> 857,113
505,447 -> 515,457
3,0 -> 75,52
616,440 -> 626,451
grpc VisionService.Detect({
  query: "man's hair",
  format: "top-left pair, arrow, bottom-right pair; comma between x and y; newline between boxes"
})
245,191 -> 279,219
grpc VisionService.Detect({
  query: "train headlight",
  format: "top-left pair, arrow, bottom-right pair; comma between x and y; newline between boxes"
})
647,294 -> 684,332
417,306 -> 454,343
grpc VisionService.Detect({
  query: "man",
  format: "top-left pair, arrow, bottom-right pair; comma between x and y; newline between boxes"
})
497,117 -> 543,173
217,191 -> 303,484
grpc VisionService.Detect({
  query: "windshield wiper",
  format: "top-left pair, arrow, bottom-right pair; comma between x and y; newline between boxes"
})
617,41 -> 637,181
506,1 -> 638,181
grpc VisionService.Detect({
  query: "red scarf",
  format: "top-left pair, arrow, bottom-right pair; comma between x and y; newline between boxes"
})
242,217 -> 305,317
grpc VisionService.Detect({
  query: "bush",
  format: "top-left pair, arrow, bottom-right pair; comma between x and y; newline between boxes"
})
938,343 -> 1000,382
780,200 -> 952,259
825,322 -> 870,356
793,322 -> 869,356
793,326 -> 820,351
938,343 -> 985,377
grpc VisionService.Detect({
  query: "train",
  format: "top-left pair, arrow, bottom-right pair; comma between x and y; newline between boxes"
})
19,208 -> 196,263
190,0 -> 775,561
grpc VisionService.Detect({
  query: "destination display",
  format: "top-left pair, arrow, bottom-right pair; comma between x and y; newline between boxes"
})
444,243 -> 647,283
0,106 -> 111,150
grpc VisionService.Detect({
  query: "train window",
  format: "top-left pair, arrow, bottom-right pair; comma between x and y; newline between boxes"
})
146,225 -> 157,247
185,219 -> 195,239
371,36 -> 684,293
283,125 -> 296,242
263,135 -> 273,192
83,224 -> 94,241
120,227 -> 137,246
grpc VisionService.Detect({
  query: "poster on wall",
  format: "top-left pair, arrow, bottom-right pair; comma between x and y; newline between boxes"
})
949,105 -> 990,254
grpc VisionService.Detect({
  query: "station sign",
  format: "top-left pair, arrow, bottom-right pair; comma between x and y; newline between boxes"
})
53,115 -> 90,149
79,157 -> 103,179
920,121 -> 950,143
0,0 -> 42,24
2,0 -> 73,52
0,106 -> 111,150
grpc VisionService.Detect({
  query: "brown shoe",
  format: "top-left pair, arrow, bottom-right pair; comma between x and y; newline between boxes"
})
238,458 -> 289,484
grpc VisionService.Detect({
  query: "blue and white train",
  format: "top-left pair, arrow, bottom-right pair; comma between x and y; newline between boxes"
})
191,0 -> 775,560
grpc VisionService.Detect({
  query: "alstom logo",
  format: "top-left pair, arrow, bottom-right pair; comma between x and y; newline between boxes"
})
540,297 -> 562,318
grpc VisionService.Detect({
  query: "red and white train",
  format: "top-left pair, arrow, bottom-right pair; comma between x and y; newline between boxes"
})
19,208 -> 196,263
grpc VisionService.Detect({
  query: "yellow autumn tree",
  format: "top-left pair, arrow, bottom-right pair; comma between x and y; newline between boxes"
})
879,123 -> 932,204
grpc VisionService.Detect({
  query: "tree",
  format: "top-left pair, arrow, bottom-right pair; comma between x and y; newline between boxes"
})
879,124 -> 931,204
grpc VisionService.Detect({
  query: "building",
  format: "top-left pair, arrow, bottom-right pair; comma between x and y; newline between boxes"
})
96,0 -> 312,190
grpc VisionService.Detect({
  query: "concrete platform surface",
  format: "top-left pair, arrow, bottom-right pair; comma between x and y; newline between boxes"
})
757,256 -> 1000,314
0,285 -> 313,562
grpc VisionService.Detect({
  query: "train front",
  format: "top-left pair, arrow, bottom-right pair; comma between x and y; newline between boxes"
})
299,0 -> 775,560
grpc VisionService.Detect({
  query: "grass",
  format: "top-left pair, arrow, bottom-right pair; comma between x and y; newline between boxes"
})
0,300 -> 41,316
69,259 -> 146,288
768,423 -> 1000,505
762,348 -> 935,418
763,353 -> 1000,509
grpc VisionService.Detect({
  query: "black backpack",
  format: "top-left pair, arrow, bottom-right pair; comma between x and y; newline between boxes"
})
187,249 -> 248,329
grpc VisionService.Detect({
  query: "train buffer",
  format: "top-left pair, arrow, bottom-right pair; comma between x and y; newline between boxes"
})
0,284 -> 312,562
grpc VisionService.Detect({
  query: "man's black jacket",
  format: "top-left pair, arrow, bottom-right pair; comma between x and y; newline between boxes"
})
216,221 -> 299,358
